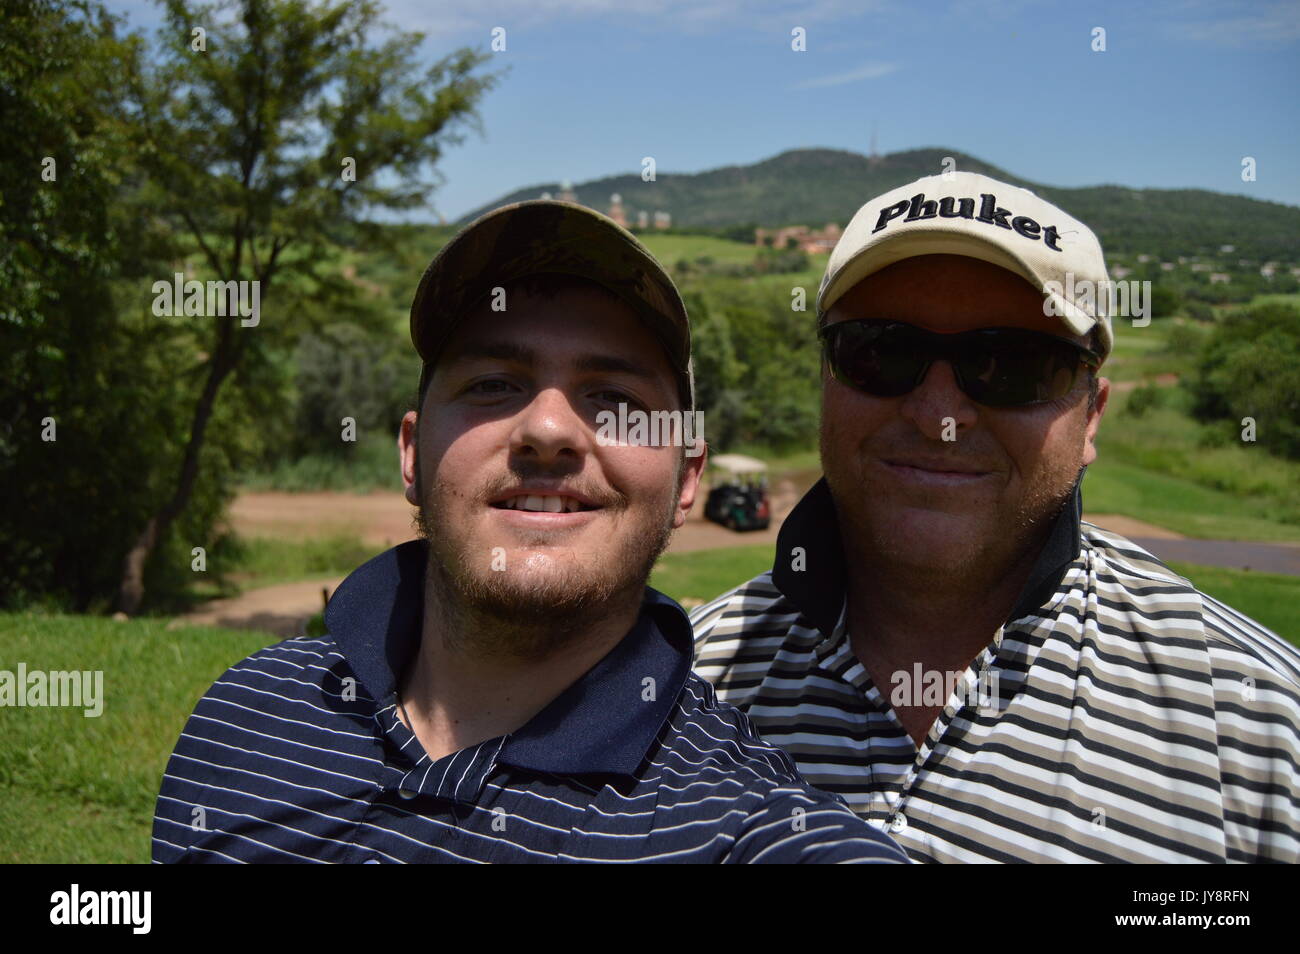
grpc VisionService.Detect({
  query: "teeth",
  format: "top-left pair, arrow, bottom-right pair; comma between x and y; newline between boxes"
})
501,495 -> 584,513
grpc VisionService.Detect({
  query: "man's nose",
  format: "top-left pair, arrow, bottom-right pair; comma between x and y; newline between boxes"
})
509,386 -> 592,465
897,360 -> 979,440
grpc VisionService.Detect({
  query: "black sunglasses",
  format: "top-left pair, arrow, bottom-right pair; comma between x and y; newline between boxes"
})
818,319 -> 1102,408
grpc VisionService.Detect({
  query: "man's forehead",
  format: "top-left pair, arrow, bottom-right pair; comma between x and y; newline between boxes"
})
827,255 -> 1090,345
433,314 -> 677,393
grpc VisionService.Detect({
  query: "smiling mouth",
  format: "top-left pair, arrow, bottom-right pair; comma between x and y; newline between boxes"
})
490,495 -> 597,514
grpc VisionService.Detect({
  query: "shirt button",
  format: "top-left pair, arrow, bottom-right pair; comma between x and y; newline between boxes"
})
889,813 -> 908,834
398,788 -> 417,800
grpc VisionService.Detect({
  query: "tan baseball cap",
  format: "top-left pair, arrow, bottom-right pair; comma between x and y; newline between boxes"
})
818,171 -> 1113,359
410,199 -> 694,408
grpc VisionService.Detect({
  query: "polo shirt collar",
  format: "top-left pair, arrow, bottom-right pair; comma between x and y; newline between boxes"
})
771,474 -> 1084,636
324,540 -> 693,780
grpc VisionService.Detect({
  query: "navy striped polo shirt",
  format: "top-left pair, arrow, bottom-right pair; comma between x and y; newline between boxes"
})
152,540 -> 907,863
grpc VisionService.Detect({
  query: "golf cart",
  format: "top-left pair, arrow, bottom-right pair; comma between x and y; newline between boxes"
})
704,454 -> 771,532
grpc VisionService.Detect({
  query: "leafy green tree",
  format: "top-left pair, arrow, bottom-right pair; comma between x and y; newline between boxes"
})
1148,284 -> 1181,319
0,0 -> 190,610
1186,303 -> 1300,459
112,0 -> 498,612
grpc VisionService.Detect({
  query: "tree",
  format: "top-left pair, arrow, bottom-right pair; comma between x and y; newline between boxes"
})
113,0 -> 498,613
1186,303 -> 1300,459
0,0 -> 184,610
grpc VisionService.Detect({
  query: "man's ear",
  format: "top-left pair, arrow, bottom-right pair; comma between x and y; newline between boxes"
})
1082,377 -> 1110,467
673,442 -> 708,530
399,410 -> 420,506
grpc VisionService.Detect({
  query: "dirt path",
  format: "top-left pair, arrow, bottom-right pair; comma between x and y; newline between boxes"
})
182,487 -> 1297,637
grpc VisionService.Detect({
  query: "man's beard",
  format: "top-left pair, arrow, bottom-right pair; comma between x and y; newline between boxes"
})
413,469 -> 680,661
820,420 -> 1084,587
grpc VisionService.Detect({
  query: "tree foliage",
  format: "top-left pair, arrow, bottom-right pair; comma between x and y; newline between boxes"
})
1186,303 -> 1300,459
0,0 -> 497,612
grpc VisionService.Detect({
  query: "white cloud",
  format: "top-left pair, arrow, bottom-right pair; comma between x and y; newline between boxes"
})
790,60 -> 898,89
1165,0 -> 1300,47
375,0 -> 887,38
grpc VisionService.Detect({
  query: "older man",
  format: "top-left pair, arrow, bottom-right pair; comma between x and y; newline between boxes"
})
152,200 -> 906,864
692,172 -> 1300,863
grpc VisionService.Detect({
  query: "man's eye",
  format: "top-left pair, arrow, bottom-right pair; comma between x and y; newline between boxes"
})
593,389 -> 648,412
468,379 -> 514,394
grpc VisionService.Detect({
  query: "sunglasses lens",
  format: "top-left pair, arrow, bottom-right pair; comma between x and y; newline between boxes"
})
827,323 -> 922,397
826,321 -> 1092,407
957,336 -> 1083,406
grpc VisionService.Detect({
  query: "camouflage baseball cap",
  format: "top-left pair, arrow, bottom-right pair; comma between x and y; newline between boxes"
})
410,199 -> 694,408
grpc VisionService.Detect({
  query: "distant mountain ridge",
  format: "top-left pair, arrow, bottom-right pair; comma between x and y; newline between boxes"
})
458,147 -> 1300,261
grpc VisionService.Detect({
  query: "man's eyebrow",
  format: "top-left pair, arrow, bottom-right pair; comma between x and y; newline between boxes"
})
572,353 -> 658,380
447,341 -> 537,365
448,342 -> 660,381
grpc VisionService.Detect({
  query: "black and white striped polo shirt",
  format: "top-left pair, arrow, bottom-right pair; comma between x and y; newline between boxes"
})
690,479 -> 1300,863
152,540 -> 908,864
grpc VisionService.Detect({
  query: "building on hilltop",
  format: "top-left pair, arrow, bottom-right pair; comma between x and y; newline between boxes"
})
754,223 -> 842,253
608,193 -> 627,228
535,181 -> 667,230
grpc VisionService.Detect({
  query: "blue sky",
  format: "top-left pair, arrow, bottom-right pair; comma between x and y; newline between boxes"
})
105,0 -> 1300,221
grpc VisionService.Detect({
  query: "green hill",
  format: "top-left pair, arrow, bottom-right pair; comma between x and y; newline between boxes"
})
458,147 -> 1300,263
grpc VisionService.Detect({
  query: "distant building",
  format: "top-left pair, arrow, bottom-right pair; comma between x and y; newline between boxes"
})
1136,254 -> 1151,263
1190,263 -> 1211,273
1112,265 -> 1132,279
1220,244 -> 1236,253
608,193 -> 628,228
1209,273 -> 1231,284
535,180 -> 666,230
1160,262 -> 1175,271
755,223 -> 842,253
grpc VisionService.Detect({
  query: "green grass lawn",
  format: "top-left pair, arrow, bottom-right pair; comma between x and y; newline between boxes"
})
651,543 -> 775,605
1166,562 -> 1300,641
0,613 -> 272,863
3,541 -> 1296,863
217,534 -> 382,590
638,233 -> 759,266
1083,458 -> 1300,542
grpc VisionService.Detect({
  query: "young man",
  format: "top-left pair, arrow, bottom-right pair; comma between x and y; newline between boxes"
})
152,200 -> 907,864
692,173 -> 1300,863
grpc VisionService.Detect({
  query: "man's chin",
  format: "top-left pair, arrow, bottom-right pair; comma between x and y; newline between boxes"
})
470,567 -> 627,616
856,508 -> 994,574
